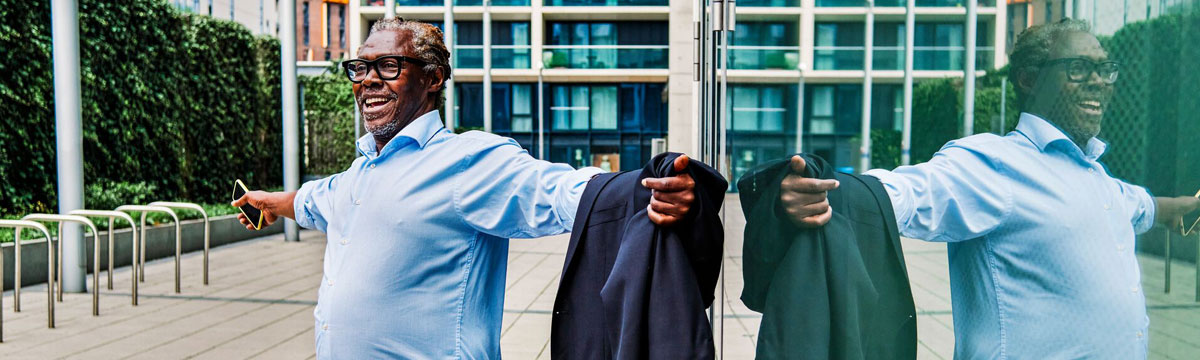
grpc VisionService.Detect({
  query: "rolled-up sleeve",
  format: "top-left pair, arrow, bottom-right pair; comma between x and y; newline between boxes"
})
293,173 -> 342,233
452,137 -> 604,239
865,143 -> 1013,242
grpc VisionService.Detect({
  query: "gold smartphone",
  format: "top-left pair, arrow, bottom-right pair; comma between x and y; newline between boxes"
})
232,179 -> 265,230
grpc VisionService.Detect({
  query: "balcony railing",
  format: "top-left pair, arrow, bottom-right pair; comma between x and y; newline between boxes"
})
814,46 -> 865,70
814,0 -> 994,5
454,45 -> 532,69
544,0 -> 667,5
728,46 -> 801,70
816,45 -> 995,70
542,45 -> 668,69
736,0 -> 800,6
452,0 -> 531,5
913,47 -> 994,70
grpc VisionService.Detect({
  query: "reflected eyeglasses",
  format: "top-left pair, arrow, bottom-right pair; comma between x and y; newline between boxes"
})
342,55 -> 428,83
1041,57 -> 1120,84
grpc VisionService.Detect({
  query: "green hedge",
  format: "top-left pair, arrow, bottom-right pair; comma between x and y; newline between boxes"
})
906,67 -> 1019,165
300,70 -> 357,176
1100,11 -> 1200,197
0,0 -> 282,217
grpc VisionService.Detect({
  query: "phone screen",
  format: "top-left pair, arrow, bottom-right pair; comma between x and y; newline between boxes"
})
232,180 -> 264,229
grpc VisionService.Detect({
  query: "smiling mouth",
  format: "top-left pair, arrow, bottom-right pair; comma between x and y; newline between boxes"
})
1076,100 -> 1103,115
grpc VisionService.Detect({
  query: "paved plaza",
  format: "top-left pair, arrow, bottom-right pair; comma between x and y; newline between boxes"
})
2,196 -> 1199,359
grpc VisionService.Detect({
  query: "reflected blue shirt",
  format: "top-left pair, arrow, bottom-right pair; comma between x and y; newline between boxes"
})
293,111 -> 603,359
866,113 -> 1156,359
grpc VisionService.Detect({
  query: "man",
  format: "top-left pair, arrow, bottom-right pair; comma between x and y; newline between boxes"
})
232,18 -> 698,359
778,19 -> 1200,358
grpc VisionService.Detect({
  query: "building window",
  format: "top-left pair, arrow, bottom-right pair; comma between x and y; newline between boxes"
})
454,21 -> 532,69
302,2 -> 309,46
339,5 -> 346,50
913,22 -> 993,70
545,22 -> 668,69
814,22 -> 864,70
730,22 -> 800,70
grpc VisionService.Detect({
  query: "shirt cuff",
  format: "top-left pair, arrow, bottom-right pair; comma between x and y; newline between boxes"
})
293,180 -> 320,230
1134,186 -> 1156,235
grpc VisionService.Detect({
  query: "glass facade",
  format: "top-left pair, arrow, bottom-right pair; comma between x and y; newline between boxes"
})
455,82 -> 667,172
738,0 -> 800,6
729,22 -> 800,70
816,21 -> 994,71
547,83 -> 667,171
454,21 -> 532,69
727,84 -> 799,186
544,0 -> 667,6
545,22 -> 668,69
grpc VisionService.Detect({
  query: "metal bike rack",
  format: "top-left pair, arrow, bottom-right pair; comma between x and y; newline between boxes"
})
115,205 -> 181,294
68,210 -> 139,305
20,214 -> 101,316
149,202 -> 210,285
0,220 -> 55,334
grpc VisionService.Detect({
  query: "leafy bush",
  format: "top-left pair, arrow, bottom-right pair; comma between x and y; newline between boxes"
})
0,0 -> 282,217
301,70 -> 357,176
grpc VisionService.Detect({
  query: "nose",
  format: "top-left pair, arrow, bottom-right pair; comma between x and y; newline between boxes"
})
361,65 -> 383,87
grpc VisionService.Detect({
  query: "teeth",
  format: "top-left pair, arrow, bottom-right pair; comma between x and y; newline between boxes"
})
364,97 -> 390,106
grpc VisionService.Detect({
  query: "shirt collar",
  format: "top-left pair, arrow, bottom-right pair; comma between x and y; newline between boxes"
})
1014,112 -> 1107,161
355,110 -> 444,158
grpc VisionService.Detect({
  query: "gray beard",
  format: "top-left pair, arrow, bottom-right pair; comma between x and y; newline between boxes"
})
364,114 -> 402,140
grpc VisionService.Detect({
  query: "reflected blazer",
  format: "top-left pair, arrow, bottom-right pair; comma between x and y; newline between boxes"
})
738,154 -> 917,360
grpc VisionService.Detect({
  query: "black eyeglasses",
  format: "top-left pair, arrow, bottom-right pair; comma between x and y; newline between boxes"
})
342,55 -> 428,83
1041,57 -> 1120,84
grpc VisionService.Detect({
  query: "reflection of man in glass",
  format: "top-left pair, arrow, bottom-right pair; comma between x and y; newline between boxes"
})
781,19 -> 1200,358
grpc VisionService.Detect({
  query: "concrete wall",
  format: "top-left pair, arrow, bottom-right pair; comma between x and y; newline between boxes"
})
1,214 -> 285,292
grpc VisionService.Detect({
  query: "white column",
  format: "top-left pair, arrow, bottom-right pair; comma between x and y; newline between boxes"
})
444,0 -> 456,130
51,0 -> 86,292
860,1 -> 874,172
483,0 -> 493,133
281,0 -> 301,242
386,0 -> 396,18
350,0 -> 364,140
902,0 -> 914,165
963,0 -> 977,136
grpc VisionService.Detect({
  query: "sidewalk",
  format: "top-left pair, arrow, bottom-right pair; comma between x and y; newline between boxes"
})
2,196 -> 1198,358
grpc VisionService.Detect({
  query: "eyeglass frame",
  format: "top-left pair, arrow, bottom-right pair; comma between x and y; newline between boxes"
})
1039,57 -> 1121,84
342,55 -> 429,84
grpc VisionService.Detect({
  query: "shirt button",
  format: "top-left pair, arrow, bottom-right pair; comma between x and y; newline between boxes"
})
1137,331 -> 1144,338
1131,286 -> 1139,293
328,279 -> 334,286
1089,168 -> 1096,173
322,324 -> 329,330
1105,204 -> 1111,210
355,199 -> 361,205
370,164 -> 376,169
340,239 -> 348,245
1117,245 -> 1125,251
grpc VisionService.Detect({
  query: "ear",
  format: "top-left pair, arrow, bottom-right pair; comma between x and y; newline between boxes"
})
427,67 -> 445,93
1014,66 -> 1039,95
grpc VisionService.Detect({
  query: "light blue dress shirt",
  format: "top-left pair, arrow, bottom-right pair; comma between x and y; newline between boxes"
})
866,113 -> 1156,359
293,111 -> 603,359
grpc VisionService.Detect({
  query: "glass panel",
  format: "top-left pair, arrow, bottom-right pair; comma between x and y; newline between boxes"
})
544,0 -> 667,5
512,84 -> 533,132
590,86 -> 618,130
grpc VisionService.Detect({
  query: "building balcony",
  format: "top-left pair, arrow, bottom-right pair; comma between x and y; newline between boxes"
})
544,0 -> 667,6
454,45 -> 533,69
814,46 -> 995,71
542,45 -> 668,69
729,46 -> 801,70
814,0 -> 995,6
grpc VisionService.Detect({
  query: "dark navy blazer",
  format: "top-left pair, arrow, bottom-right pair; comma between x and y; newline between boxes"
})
551,152 -> 727,360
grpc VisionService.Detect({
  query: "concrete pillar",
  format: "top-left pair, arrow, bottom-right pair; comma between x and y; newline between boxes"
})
51,0 -> 86,292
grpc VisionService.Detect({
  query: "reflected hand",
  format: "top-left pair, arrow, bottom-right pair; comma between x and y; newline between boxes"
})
1155,196 -> 1200,228
642,155 -> 697,227
231,191 -> 295,230
780,155 -> 839,228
